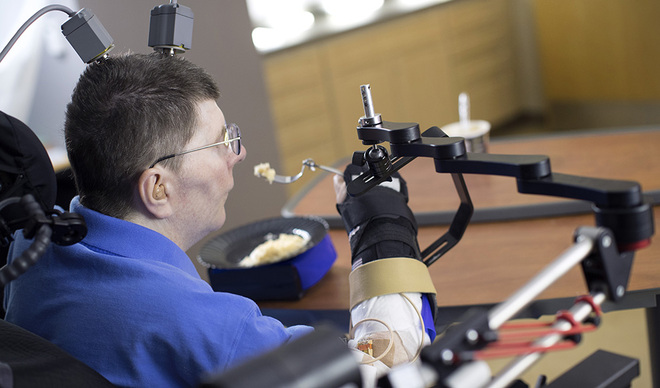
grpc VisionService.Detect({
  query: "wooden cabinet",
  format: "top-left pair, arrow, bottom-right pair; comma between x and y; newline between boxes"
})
533,0 -> 660,101
262,0 -> 523,195
446,0 -> 521,124
262,47 -> 340,182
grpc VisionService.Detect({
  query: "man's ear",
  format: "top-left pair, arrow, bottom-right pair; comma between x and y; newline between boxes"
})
137,168 -> 174,219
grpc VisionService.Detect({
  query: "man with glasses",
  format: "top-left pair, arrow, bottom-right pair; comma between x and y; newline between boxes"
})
3,53 -> 317,388
3,53 -> 436,387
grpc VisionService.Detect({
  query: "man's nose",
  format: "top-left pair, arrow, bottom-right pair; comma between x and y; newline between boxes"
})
235,143 -> 247,163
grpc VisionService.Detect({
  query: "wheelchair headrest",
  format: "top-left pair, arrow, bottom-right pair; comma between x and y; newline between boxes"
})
0,111 -> 57,212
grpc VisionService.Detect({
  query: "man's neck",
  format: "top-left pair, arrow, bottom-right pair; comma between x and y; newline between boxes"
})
124,211 -> 192,252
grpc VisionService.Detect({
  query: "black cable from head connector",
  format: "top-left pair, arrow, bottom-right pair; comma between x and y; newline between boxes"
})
0,194 -> 52,287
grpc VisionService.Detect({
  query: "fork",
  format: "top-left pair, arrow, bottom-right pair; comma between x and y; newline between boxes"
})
272,159 -> 343,184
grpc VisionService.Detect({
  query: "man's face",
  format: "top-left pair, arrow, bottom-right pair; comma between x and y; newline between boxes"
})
172,99 -> 246,243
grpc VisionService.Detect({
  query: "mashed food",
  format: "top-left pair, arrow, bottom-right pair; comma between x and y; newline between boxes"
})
254,162 -> 276,184
238,233 -> 310,267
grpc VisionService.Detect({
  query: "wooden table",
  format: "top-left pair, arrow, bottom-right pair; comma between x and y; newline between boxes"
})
261,128 -> 660,314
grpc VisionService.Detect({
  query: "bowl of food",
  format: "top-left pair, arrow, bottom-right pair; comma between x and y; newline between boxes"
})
197,216 -> 336,300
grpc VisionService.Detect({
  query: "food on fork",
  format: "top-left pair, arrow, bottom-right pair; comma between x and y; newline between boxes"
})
254,162 -> 276,184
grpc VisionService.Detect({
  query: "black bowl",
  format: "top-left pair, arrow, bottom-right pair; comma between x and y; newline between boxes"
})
198,216 -> 336,300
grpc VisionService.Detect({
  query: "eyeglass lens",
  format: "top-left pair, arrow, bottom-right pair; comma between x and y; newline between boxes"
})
227,123 -> 241,155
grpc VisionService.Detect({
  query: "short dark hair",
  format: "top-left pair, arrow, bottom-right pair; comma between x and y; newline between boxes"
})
65,53 -> 220,218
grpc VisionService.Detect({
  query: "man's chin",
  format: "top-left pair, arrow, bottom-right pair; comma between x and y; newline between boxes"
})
214,211 -> 227,232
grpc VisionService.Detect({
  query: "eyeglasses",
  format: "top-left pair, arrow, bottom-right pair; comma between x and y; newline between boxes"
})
149,123 -> 241,168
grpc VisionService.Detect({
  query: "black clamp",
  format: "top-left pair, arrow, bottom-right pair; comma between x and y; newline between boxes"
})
577,227 -> 634,302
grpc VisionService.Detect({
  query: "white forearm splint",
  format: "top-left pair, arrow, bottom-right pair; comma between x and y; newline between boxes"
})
348,257 -> 437,386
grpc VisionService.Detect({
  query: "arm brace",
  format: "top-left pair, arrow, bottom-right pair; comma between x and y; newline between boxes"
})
337,188 -> 437,333
337,185 -> 420,266
349,258 -> 438,342
337,167 -> 437,333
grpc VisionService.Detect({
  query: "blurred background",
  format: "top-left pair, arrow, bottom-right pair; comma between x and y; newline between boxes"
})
0,1 -> 657,385
2,0 -> 659,228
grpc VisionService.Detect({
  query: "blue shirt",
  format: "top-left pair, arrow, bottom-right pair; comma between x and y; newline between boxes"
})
3,197 -> 313,387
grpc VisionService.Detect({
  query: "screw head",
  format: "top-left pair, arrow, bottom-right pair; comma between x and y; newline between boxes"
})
466,329 -> 479,344
441,349 -> 454,365
616,285 -> 625,297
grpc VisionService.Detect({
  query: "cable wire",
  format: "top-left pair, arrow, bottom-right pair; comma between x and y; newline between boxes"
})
0,4 -> 76,63
0,195 -> 52,287
349,293 -> 426,365
350,317 -> 394,364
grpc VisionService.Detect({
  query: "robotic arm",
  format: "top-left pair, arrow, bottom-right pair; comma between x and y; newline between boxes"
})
349,85 -> 653,265
347,84 -> 654,387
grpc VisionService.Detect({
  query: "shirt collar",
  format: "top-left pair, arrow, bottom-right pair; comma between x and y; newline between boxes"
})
70,196 -> 199,277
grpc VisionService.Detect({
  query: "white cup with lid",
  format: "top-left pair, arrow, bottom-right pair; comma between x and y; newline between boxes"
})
441,120 -> 491,153
441,93 -> 491,153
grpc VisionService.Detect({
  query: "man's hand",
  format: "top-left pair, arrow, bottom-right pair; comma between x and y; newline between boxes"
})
333,174 -> 348,205
334,164 -> 420,268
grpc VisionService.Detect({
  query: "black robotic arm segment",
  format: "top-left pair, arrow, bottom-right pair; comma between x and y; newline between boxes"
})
517,173 -> 654,250
433,152 -> 551,180
593,202 -> 654,252
517,172 -> 643,208
356,120 -> 421,144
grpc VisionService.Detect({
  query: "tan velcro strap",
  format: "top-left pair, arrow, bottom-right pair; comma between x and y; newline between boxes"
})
349,257 -> 437,310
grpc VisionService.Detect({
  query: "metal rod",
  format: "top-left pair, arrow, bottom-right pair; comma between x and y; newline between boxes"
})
360,84 -> 375,118
303,160 -> 343,176
488,236 -> 594,330
485,292 -> 606,388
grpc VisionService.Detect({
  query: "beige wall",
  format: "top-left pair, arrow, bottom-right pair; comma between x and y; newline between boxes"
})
534,0 -> 660,101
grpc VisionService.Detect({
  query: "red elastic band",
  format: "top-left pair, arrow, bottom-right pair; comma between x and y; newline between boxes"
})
575,294 -> 602,317
473,341 -> 577,360
555,310 -> 579,328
